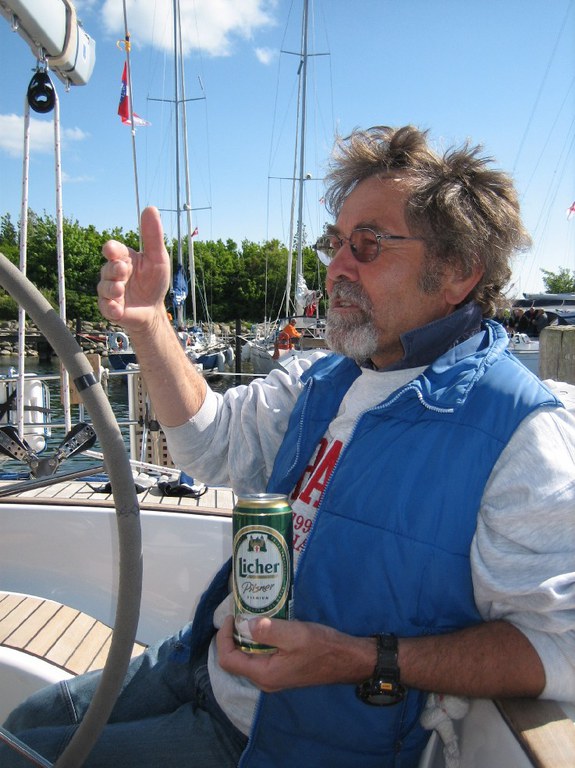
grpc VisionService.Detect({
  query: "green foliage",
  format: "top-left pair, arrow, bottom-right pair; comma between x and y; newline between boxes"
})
0,208 -> 328,324
541,267 -> 575,293
0,291 -> 19,319
0,213 -> 19,266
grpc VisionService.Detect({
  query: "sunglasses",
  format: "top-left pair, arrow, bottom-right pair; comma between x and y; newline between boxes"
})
313,227 -> 424,266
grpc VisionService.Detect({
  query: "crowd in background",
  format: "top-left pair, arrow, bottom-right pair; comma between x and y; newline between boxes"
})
497,306 -> 551,337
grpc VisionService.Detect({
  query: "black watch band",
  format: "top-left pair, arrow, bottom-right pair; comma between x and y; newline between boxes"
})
356,633 -> 406,706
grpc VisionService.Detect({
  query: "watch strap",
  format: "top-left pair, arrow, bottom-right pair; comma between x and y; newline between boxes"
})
374,632 -> 401,683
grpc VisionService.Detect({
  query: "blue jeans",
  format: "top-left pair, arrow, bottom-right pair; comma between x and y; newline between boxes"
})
0,625 -> 248,767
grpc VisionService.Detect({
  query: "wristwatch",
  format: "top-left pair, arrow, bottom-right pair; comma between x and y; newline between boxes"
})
356,633 -> 406,706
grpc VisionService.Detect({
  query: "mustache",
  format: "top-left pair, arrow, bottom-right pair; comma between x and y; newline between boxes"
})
328,280 -> 373,312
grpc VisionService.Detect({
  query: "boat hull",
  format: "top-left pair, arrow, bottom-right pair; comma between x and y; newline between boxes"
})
0,501 -> 231,646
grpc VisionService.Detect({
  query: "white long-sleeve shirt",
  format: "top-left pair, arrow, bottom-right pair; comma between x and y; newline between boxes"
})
163,356 -> 575,704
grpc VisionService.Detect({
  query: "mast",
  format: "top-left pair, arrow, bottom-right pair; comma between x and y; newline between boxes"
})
178,5 -> 197,327
294,0 -> 309,318
283,0 -> 309,320
173,0 -> 184,328
165,0 -> 204,329
283,0 -> 327,320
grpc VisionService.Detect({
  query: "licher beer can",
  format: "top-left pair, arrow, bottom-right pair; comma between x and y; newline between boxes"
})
233,493 -> 294,653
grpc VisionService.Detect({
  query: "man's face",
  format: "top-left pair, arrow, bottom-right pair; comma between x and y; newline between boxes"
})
325,175 -> 466,368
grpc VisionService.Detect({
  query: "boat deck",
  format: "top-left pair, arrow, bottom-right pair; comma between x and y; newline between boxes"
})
0,591 -> 146,676
0,477 -> 236,517
0,476 -> 235,677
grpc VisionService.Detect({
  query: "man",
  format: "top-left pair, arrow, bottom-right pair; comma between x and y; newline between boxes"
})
277,317 -> 302,350
3,126 -> 574,767
535,308 -> 550,335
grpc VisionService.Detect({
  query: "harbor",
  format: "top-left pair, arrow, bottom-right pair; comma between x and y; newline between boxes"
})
0,0 -> 574,764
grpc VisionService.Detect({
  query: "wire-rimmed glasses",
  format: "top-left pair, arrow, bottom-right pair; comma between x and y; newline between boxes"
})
313,227 -> 424,266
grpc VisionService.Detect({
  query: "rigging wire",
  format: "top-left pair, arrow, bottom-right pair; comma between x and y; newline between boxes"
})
512,1 -> 573,175
511,2 -> 575,290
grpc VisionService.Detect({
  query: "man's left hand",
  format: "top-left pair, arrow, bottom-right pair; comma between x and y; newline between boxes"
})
216,615 -> 374,692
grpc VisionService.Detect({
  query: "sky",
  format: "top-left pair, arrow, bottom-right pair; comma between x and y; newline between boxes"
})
0,0 -> 574,295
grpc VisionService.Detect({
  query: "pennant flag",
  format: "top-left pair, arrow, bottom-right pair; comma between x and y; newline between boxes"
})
118,63 -> 130,122
192,226 -> 199,237
118,63 -> 150,127
567,201 -> 575,220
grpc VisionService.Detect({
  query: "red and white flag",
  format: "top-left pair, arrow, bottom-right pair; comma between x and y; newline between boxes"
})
118,63 -> 150,127
192,226 -> 199,237
567,201 -> 575,220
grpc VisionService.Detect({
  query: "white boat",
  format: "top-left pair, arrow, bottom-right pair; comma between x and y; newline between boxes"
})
508,331 -> 540,375
1,4 -> 574,767
3,489 -> 575,768
2,257 -> 574,768
244,317 -> 327,375
244,0 -> 328,377
106,325 -> 235,377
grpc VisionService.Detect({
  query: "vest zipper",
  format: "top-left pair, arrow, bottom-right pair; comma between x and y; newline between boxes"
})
294,378 -> 454,578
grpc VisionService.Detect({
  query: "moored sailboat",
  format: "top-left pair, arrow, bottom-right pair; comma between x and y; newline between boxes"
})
1,3 -> 575,767
245,0 -> 328,375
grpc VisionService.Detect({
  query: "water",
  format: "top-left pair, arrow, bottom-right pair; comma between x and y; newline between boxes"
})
0,356 -> 257,478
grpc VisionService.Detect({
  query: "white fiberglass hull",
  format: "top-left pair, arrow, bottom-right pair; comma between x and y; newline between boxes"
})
1,486 -> 574,767
0,502 -> 231,646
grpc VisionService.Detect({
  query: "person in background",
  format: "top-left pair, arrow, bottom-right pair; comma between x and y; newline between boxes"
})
276,317 -> 302,350
509,307 -> 530,334
525,306 -> 538,336
3,125 -> 574,768
535,308 -> 550,335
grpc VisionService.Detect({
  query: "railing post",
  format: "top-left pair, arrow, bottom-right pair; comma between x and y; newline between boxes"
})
539,325 -> 575,383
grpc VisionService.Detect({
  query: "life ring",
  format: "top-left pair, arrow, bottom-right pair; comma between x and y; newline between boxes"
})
109,331 -> 129,352
276,331 -> 291,351
0,373 -> 51,454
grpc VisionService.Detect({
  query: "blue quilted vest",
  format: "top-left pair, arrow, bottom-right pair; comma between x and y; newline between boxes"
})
193,321 -> 560,768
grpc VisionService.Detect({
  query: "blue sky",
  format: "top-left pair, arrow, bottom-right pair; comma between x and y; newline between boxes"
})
0,0 -> 574,294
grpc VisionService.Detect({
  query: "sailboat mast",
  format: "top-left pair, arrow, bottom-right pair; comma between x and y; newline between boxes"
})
173,0 -> 184,328
179,21 -> 197,327
294,0 -> 309,317
284,71 -> 302,320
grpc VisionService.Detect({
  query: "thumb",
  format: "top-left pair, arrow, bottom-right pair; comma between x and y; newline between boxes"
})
245,617 -> 292,649
140,206 -> 168,263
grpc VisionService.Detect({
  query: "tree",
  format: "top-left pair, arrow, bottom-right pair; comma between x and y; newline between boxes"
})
0,213 -> 19,269
541,267 -> 575,293
0,207 -> 329,324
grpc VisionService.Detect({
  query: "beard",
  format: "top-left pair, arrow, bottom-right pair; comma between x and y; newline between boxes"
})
325,281 -> 379,362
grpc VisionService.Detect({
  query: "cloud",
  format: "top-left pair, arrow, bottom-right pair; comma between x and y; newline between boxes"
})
255,47 -> 276,65
0,114 -> 88,158
100,0 -> 277,57
62,171 -> 95,184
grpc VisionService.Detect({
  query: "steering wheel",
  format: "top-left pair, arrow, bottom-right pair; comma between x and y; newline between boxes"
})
0,252 -> 143,768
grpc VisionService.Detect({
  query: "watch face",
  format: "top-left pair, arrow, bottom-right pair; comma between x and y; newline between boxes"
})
356,679 -> 406,706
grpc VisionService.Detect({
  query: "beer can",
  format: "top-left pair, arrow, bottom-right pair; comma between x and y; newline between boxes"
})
233,493 -> 293,653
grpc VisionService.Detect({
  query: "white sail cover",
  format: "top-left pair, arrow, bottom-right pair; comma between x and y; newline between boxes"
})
295,272 -> 322,318
0,0 -> 96,85
295,273 -> 309,316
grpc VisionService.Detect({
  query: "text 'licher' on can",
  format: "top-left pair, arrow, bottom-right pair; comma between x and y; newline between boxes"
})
233,493 -> 294,653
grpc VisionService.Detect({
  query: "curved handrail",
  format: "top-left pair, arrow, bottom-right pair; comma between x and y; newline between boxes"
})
0,252 -> 143,768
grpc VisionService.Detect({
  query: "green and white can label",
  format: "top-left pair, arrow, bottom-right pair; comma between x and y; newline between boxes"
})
233,494 -> 293,653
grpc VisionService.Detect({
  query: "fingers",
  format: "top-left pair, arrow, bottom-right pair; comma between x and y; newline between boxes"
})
100,206 -> 166,268
97,206 -> 169,325
97,246 -> 133,322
